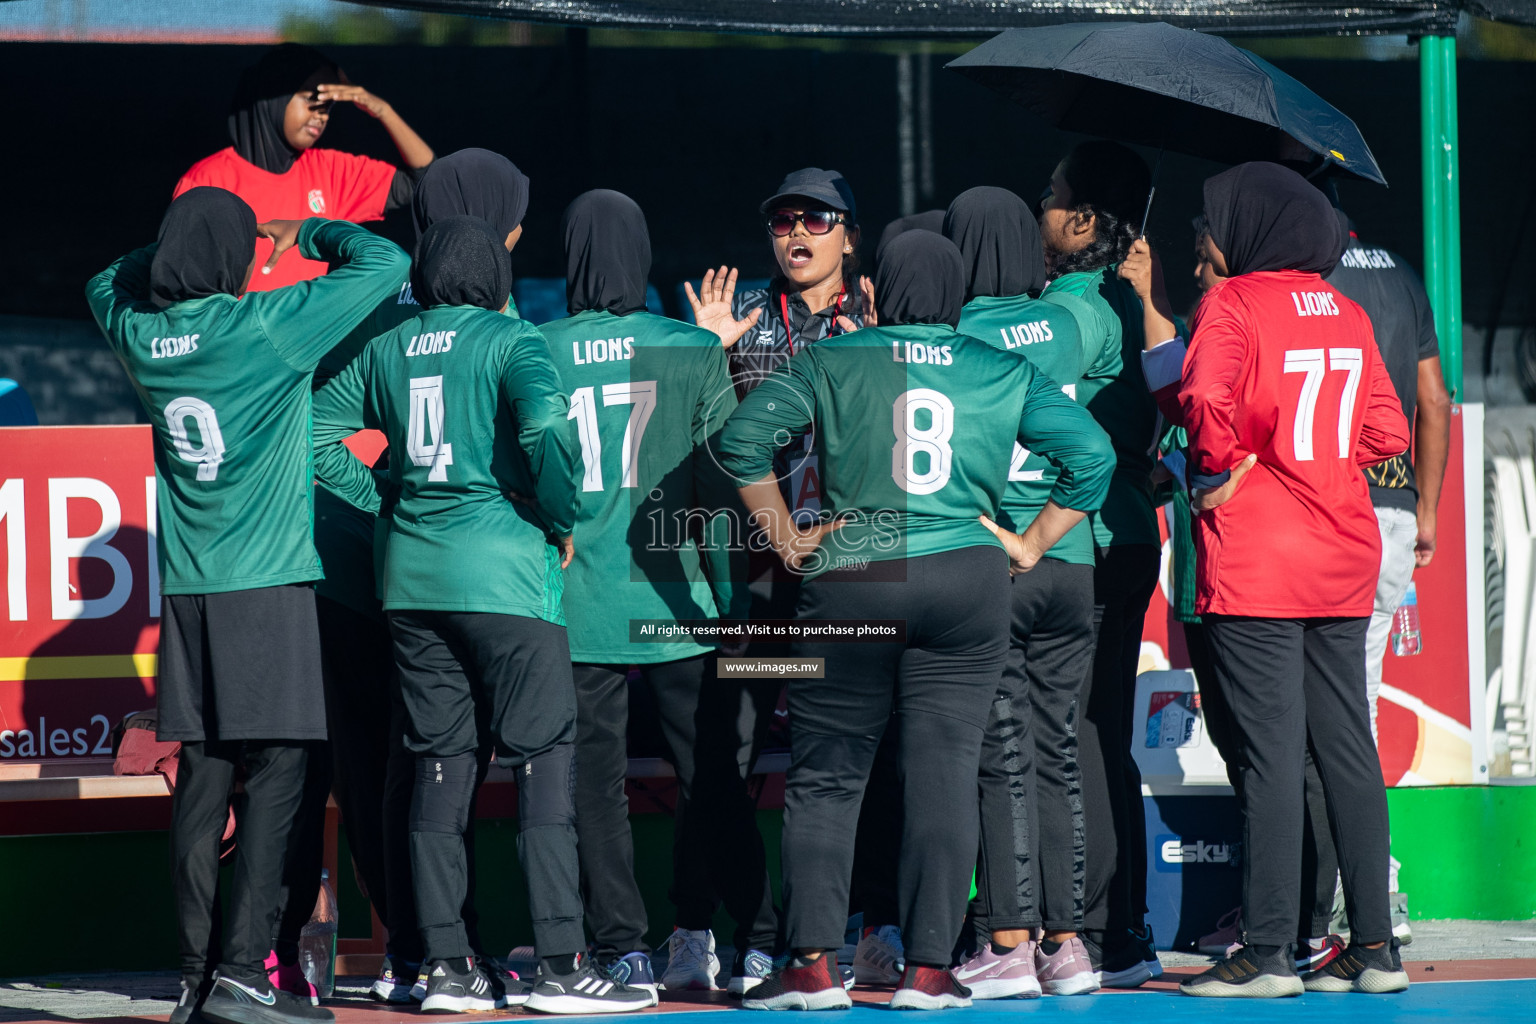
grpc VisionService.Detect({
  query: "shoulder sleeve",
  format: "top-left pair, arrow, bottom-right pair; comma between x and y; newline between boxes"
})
689,333 -> 751,621
250,218 -> 410,372
85,245 -> 158,350
1178,286 -> 1250,488
312,345 -> 386,514
1014,359 -> 1115,513
500,323 -> 579,538
717,350 -> 817,484
1400,261 -> 1441,360
325,150 -> 399,224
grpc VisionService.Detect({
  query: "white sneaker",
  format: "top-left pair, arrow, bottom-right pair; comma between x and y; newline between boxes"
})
852,925 -> 904,986
659,928 -> 721,991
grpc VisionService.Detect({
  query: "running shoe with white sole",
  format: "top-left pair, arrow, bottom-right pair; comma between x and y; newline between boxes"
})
409,974 -> 427,1003
741,955 -> 852,1011
524,958 -> 659,1014
602,953 -> 658,998
852,925 -> 905,986
170,976 -> 207,1024
1083,931 -> 1153,989
420,958 -> 502,1013
369,958 -> 420,1004
483,961 -> 532,1008
1302,942 -> 1409,994
728,949 -> 775,996
1034,937 -> 1099,996
658,928 -> 721,991
1389,892 -> 1413,945
264,952 -> 318,1007
888,965 -> 971,1010
199,971 -> 334,1024
950,942 -> 1041,1000
1130,925 -> 1163,979
1180,946 -> 1303,998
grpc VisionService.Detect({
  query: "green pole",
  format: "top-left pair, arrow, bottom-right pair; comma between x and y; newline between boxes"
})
1420,35 -> 1463,398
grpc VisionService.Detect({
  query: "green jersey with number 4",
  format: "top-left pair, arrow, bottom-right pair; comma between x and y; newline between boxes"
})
311,305 -> 578,622
717,323 -> 1113,579
86,218 -> 409,595
540,310 -> 749,663
959,292 -> 1113,566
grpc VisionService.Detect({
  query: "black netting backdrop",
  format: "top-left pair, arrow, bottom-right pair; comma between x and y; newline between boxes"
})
339,0 -> 1464,37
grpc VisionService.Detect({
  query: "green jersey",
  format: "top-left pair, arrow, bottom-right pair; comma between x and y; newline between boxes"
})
313,285 -> 522,615
540,310 -> 749,663
717,323 -> 1113,579
958,292 -> 1114,566
86,219 -> 409,595
311,305 -> 578,621
1042,267 -> 1160,549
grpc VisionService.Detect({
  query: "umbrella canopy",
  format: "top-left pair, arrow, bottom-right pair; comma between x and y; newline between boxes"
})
946,21 -> 1386,185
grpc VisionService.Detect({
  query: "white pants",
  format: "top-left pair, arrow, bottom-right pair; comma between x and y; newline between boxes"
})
1365,505 -> 1419,741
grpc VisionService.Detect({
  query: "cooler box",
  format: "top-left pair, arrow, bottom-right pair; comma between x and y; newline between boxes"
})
1132,669 -> 1243,950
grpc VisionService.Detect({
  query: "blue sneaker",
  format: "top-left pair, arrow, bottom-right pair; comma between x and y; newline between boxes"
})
728,949 -> 776,996
603,952 -> 659,996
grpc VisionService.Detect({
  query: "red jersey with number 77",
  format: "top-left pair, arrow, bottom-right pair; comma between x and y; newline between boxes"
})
1155,270 -> 1410,618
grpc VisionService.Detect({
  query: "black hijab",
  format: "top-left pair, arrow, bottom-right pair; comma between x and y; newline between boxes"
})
562,190 -> 651,317
1203,162 -> 1345,277
876,210 -> 945,265
410,216 -> 513,311
943,186 -> 1046,302
874,231 -> 965,328
149,187 -> 257,310
228,44 -> 343,175
411,149 -> 529,242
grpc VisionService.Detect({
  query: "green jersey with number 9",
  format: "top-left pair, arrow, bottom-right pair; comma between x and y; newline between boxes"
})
311,305 -> 579,622
716,323 -> 1114,579
958,292 -> 1113,567
86,219 -> 409,595
540,310 -> 749,663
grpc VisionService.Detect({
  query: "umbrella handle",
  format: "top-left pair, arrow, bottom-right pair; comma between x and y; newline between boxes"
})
1139,144 -> 1165,239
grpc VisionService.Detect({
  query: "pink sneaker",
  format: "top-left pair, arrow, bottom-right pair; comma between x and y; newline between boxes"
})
1034,937 -> 1099,996
264,950 -> 319,1006
1197,906 -> 1244,957
951,942 -> 1042,999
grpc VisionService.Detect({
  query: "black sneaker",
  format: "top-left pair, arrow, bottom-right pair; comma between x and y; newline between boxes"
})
524,954 -> 655,1014
888,964 -> 972,1010
741,954 -> 853,1011
200,971 -> 334,1024
420,957 -> 501,1013
170,976 -> 210,1024
600,952 -> 658,996
1129,924 -> 1164,979
1179,946 -> 1303,998
480,958 -> 533,1008
1302,942 -> 1409,993
1082,931 -> 1153,988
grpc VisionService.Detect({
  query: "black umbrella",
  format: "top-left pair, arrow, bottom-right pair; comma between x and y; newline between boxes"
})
946,21 -> 1386,187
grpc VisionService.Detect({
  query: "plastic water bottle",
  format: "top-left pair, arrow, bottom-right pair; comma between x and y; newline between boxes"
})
299,869 -> 339,999
1390,581 -> 1423,656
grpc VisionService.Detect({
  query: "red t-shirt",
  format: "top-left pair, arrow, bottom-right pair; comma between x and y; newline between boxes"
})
1156,271 -> 1410,618
174,147 -> 396,292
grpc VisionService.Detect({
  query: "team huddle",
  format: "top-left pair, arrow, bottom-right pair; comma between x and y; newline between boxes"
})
86,43 -> 1426,1024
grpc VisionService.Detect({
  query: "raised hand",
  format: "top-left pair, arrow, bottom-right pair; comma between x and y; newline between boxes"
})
685,266 -> 763,349
315,83 -> 391,119
837,274 -> 877,334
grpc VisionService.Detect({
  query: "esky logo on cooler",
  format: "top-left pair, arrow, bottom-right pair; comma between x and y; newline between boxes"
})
308,189 -> 326,214
1156,833 -> 1238,871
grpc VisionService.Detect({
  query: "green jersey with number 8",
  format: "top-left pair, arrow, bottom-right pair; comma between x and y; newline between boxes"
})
311,305 -> 579,622
541,310 -> 749,662
86,218 -> 409,595
717,323 -> 1113,579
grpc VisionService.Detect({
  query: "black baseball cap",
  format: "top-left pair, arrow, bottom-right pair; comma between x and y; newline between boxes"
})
760,168 -> 857,223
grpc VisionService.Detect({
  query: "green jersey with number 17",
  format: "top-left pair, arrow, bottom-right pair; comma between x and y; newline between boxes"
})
540,310 -> 749,663
86,219 -> 409,595
958,292 -> 1113,566
311,305 -> 578,622
717,324 -> 1113,579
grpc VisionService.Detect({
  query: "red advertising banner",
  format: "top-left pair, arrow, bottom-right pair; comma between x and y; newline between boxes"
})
0,426 -> 160,764
1140,409 -> 1481,787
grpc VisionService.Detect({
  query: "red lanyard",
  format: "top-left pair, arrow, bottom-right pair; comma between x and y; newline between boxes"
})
781,285 -> 846,355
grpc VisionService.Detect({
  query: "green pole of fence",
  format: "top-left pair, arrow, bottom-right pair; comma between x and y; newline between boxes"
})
1420,34 -> 1463,398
